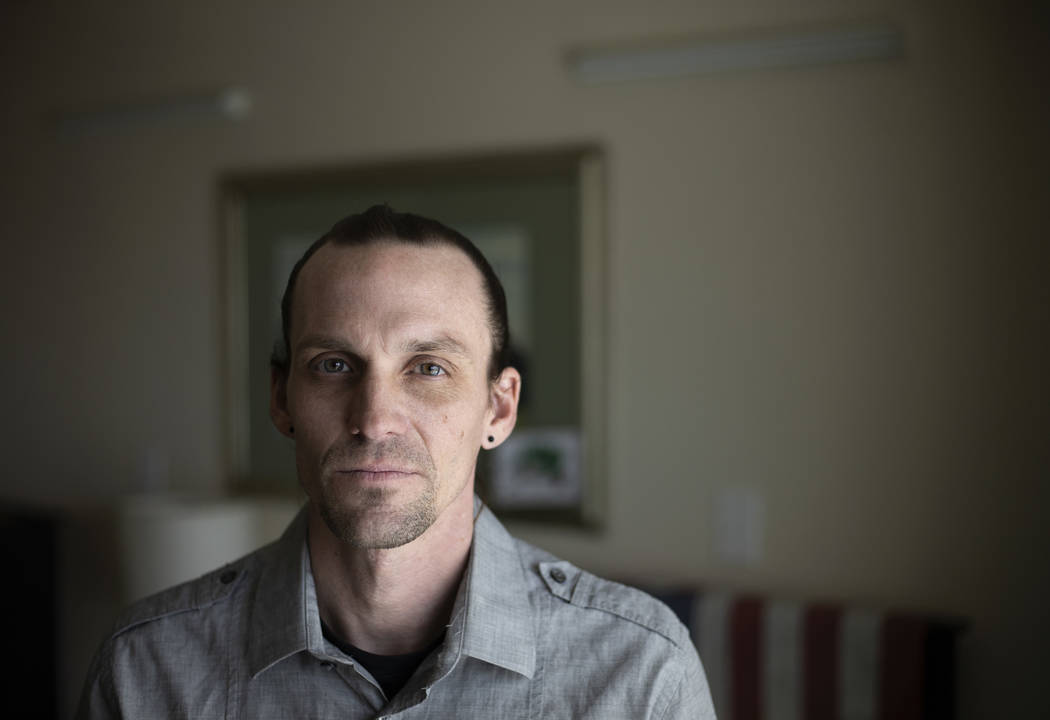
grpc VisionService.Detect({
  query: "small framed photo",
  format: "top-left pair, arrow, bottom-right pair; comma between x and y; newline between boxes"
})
489,428 -> 582,510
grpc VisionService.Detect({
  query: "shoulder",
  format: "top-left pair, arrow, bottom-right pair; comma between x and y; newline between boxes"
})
77,546 -> 271,719
104,544 -> 263,643
510,539 -> 716,719
513,538 -> 692,650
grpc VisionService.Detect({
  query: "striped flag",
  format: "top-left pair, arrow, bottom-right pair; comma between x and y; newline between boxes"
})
673,590 -> 958,720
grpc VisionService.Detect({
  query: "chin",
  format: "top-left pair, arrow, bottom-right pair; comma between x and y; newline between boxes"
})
318,484 -> 439,550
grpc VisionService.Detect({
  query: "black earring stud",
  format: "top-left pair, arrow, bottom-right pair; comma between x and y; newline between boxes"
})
487,435 -> 495,443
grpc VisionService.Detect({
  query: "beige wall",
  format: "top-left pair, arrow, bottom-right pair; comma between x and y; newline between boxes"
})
3,1 -> 1046,717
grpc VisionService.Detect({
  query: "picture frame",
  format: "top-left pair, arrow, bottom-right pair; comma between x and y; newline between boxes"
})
219,146 -> 606,527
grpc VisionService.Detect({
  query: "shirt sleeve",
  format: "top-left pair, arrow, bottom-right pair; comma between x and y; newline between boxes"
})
75,641 -> 123,720
657,641 -> 718,720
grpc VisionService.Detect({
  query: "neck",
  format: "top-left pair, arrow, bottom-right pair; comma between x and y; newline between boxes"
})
307,485 -> 475,655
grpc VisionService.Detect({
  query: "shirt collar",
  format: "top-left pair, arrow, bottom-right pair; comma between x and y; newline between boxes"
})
245,497 -> 537,680
455,498 -> 537,678
246,507 -> 314,678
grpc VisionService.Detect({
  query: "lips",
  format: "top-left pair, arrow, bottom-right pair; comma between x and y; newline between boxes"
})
334,467 -> 418,481
320,440 -> 435,480
337,464 -> 416,474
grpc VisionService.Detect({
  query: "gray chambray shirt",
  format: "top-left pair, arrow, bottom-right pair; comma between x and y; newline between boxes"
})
77,499 -> 716,719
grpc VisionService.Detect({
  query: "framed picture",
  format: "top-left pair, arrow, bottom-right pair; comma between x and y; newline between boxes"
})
220,146 -> 606,526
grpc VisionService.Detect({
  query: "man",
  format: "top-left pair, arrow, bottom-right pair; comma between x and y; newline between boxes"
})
78,205 -> 716,718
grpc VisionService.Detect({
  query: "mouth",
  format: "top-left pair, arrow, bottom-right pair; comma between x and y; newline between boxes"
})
333,467 -> 419,482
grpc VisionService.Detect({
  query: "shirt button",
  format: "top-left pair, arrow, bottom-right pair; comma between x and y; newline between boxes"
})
549,567 -> 566,583
219,570 -> 237,584
320,660 -> 334,669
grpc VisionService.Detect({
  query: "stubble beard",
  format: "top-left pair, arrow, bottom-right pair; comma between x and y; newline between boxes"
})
310,437 -> 440,550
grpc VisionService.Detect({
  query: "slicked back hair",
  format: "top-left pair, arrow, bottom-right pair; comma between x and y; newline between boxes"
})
270,204 -> 511,381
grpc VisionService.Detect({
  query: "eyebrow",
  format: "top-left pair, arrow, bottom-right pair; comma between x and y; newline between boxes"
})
402,335 -> 470,357
294,333 -> 470,358
295,335 -> 355,355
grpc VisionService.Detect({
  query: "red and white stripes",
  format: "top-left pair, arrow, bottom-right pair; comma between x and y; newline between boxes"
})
690,592 -> 933,720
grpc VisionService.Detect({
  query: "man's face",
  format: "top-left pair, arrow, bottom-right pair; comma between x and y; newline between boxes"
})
274,240 -> 513,549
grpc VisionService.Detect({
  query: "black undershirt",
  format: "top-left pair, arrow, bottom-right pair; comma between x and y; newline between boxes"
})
321,621 -> 444,700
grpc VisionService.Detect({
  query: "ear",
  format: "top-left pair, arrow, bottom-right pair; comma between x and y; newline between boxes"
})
483,367 -> 521,449
270,367 -> 295,439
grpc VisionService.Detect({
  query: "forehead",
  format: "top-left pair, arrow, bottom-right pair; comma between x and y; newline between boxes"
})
291,239 -> 490,347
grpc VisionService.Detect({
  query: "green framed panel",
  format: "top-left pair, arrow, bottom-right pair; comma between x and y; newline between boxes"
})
219,147 -> 606,526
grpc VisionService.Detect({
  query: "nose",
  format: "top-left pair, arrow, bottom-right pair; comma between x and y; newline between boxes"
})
345,371 -> 408,440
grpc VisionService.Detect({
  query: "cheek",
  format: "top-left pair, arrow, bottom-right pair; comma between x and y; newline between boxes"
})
408,376 -> 486,417
286,375 -> 327,415
442,414 -> 468,444
414,394 -> 486,451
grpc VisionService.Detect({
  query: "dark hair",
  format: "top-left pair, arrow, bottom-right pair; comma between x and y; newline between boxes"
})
270,204 -> 511,380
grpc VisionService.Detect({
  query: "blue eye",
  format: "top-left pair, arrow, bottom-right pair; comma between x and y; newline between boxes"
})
319,358 -> 349,373
417,362 -> 445,377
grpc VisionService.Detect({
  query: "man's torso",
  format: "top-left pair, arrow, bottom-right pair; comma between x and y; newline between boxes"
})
78,505 -> 715,719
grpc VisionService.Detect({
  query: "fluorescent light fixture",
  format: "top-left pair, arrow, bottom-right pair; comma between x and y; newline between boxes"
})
568,23 -> 904,84
54,86 -> 253,135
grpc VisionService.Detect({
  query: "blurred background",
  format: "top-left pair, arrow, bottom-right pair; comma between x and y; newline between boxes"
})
1,1 -> 1046,718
